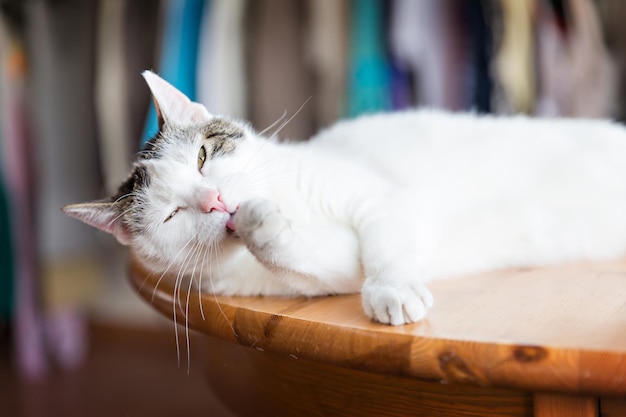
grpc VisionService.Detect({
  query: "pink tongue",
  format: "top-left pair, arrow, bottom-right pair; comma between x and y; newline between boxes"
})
226,214 -> 236,232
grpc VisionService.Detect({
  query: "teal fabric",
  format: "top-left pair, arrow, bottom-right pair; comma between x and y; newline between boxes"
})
0,178 -> 13,319
142,0 -> 207,145
347,0 -> 392,117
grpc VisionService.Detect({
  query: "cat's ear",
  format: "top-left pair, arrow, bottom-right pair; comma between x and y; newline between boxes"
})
62,201 -> 132,246
142,70 -> 212,129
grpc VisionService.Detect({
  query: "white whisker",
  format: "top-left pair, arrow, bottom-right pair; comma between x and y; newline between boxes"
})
239,99 -> 307,178
149,232 -> 199,302
258,110 -> 288,136
172,237 -> 202,369
184,251 -> 197,374
113,192 -> 138,204
197,244 -> 209,321
105,205 -> 135,229
209,239 -> 237,338
176,240 -> 201,317
181,238 -> 207,373
268,97 -> 312,141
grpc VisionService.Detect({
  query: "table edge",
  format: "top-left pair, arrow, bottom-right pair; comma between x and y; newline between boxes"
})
128,258 -> 626,396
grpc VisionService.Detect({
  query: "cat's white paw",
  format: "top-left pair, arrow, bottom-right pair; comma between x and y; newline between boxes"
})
234,198 -> 291,250
361,280 -> 434,325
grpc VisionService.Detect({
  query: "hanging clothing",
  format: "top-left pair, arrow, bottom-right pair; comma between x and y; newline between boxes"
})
466,0 -> 494,113
493,0 -> 536,114
305,0 -> 350,126
347,0 -> 392,117
389,0 -> 465,110
389,60 -> 414,111
0,176 -> 13,322
197,0 -> 247,120
246,0 -> 314,140
535,0 -> 617,118
142,0 -> 206,144
596,0 -> 626,122
123,0 -> 161,149
1,17 -> 45,379
27,0 -> 108,376
95,0 -> 133,194
0,17 -> 12,326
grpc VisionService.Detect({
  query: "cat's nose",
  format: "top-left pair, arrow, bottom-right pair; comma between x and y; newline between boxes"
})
199,189 -> 228,213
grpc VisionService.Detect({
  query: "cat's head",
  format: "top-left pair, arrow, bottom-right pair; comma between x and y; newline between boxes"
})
63,71 -> 259,272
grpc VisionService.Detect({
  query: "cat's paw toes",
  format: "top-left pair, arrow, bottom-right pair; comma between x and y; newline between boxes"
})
361,280 -> 434,325
234,198 -> 291,248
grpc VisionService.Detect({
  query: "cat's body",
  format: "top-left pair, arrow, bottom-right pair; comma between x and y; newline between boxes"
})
64,72 -> 626,325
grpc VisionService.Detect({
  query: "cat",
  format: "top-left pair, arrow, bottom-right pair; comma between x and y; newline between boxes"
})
63,71 -> 626,325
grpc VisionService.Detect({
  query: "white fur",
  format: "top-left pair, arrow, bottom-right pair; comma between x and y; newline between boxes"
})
130,107 -> 626,325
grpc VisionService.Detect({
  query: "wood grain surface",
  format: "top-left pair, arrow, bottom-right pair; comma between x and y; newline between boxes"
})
129,257 -> 626,396
534,394 -> 598,417
203,333 -> 533,417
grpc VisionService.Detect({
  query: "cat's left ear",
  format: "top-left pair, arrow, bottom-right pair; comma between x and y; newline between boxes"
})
142,70 -> 212,129
62,201 -> 133,246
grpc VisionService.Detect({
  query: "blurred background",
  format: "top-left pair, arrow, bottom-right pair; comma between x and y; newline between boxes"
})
1,0 -> 626,415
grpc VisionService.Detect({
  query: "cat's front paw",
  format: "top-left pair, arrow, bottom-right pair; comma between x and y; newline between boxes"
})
361,279 -> 434,325
234,198 -> 292,250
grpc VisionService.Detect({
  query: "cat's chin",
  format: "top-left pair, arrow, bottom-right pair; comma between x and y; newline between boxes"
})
216,229 -> 241,245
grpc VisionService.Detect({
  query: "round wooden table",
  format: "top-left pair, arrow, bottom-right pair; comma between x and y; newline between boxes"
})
130,257 -> 626,417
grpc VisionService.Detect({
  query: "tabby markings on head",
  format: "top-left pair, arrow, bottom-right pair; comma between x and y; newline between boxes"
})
139,118 -> 244,161
204,118 -> 244,158
112,165 -> 150,234
110,117 -> 245,234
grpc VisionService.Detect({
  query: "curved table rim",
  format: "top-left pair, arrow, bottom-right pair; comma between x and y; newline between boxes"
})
129,257 -> 626,396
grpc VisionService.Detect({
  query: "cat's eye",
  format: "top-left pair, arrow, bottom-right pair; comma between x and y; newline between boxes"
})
164,208 -> 179,223
198,145 -> 207,170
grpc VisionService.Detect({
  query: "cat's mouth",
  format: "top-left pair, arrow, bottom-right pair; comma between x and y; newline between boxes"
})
225,211 -> 237,234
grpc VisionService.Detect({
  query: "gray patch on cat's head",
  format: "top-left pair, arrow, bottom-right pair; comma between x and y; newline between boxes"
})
202,118 -> 244,158
138,117 -> 244,161
115,117 -> 246,235
111,165 -> 151,234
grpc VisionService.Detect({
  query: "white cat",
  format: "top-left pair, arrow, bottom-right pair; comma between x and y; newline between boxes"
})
63,71 -> 626,325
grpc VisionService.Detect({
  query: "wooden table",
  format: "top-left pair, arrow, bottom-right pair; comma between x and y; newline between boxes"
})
130,258 -> 626,417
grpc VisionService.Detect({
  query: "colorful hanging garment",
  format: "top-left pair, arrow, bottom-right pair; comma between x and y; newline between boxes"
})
390,0 -> 465,110
246,0 -> 314,140
494,0 -> 535,114
142,0 -> 206,144
95,0 -> 133,193
466,0 -> 493,113
0,19 -> 12,325
306,0 -> 350,126
535,0 -> 617,118
0,159 -> 13,323
347,0 -> 392,117
197,0 -> 247,120
1,20 -> 46,379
